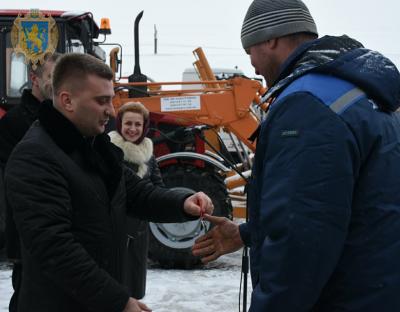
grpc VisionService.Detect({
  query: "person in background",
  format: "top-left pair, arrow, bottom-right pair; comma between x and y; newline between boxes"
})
109,101 -> 163,299
0,53 -> 60,165
192,0 -> 400,311
5,53 -> 214,312
0,52 -> 60,312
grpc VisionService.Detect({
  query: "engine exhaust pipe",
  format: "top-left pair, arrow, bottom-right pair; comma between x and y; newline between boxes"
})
128,10 -> 148,97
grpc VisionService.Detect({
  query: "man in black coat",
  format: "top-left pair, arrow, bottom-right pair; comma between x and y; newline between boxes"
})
4,53 -> 214,312
0,52 -> 60,312
0,53 -> 60,167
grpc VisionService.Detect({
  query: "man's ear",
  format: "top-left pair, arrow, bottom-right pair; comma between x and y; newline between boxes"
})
58,91 -> 74,112
29,71 -> 39,88
266,38 -> 279,50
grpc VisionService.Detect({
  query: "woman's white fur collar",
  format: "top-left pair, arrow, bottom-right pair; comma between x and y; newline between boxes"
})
108,131 -> 153,178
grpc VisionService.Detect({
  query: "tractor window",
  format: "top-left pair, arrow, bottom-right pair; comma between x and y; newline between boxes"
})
66,38 -> 85,54
7,52 -> 28,97
5,32 -> 29,98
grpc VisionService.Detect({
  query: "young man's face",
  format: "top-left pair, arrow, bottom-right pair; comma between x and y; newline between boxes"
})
68,74 -> 115,137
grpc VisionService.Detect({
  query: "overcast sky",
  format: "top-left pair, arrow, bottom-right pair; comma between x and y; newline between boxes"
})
4,0 -> 400,81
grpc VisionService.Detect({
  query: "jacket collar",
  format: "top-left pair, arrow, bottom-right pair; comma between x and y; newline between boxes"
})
38,100 -> 87,154
38,101 -> 123,197
263,35 -> 364,102
20,89 -> 42,115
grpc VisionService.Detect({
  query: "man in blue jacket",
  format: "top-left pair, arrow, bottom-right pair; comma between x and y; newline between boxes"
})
193,0 -> 400,311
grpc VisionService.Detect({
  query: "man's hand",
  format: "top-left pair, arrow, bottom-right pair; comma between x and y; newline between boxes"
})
192,214 -> 244,263
183,192 -> 214,217
123,297 -> 151,312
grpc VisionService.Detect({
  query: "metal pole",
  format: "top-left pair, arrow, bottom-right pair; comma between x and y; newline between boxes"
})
154,24 -> 158,55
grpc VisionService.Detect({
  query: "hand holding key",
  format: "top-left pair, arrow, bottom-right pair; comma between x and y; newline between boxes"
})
183,192 -> 214,217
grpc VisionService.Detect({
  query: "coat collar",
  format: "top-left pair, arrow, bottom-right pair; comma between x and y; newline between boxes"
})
263,35 -> 364,102
38,100 -> 87,154
38,101 -> 123,197
20,89 -> 42,115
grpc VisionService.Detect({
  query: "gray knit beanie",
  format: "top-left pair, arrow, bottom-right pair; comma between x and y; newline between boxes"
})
241,0 -> 318,49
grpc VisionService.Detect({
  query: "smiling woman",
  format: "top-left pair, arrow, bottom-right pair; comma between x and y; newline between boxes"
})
121,112 -> 144,143
116,102 -> 149,144
108,101 -> 163,299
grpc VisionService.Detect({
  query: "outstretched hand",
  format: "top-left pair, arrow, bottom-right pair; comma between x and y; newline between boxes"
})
183,192 -> 214,217
192,214 -> 244,264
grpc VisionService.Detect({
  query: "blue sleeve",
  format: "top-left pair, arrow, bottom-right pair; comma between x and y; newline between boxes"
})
251,92 -> 359,311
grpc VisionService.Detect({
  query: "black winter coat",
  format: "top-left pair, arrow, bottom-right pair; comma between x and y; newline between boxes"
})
4,102 -> 194,312
0,89 -> 41,164
0,89 -> 41,257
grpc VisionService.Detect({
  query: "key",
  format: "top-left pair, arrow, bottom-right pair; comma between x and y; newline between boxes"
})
200,208 -> 207,230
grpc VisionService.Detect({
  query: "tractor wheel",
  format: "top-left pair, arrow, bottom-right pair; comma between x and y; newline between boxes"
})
148,164 -> 232,269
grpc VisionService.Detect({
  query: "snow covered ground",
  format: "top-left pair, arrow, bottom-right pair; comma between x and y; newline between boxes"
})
0,249 -> 252,312
0,262 -> 12,311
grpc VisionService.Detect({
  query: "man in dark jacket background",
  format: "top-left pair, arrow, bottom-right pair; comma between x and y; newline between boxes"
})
5,53 -> 214,312
0,52 -> 60,166
0,52 -> 60,312
193,0 -> 400,311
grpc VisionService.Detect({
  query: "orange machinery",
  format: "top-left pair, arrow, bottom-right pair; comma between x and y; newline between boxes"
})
110,47 -> 267,217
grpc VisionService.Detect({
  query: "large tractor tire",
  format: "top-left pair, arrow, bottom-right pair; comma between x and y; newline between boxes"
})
148,164 -> 232,269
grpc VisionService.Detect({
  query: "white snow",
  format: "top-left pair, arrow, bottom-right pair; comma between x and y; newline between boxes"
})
0,250 -> 252,312
0,263 -> 12,311
144,251 -> 252,312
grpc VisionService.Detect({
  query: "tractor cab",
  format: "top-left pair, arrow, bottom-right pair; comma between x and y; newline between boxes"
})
0,10 -> 105,110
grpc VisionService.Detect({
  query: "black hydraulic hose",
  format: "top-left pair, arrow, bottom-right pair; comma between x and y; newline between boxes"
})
197,130 -> 249,183
160,125 -> 251,310
149,127 -> 194,145
196,127 -> 250,311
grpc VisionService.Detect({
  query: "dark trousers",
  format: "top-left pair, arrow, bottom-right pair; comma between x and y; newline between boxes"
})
9,262 -> 22,312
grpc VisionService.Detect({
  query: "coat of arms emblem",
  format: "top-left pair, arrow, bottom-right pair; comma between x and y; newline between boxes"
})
11,9 -> 58,69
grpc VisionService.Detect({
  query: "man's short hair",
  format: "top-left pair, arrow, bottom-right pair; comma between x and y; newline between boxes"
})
29,52 -> 61,77
52,53 -> 113,95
